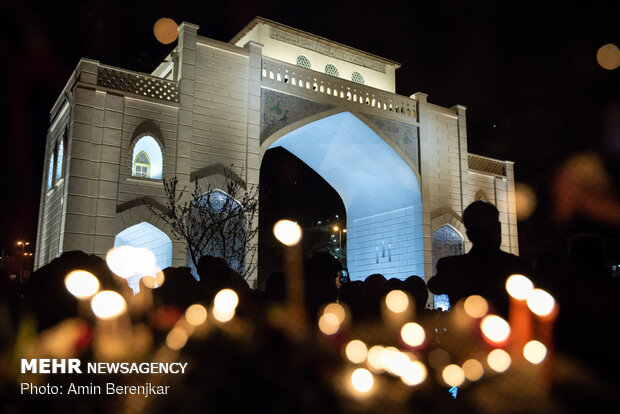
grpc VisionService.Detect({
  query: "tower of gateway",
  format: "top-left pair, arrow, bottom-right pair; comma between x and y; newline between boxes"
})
35,17 -> 520,289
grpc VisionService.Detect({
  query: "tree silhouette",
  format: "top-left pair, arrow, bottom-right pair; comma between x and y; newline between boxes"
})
147,168 -> 259,280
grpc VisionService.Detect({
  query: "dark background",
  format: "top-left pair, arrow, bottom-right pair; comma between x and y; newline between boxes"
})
1,0 -> 618,268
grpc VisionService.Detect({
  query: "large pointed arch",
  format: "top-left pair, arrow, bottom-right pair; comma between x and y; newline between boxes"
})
260,108 -> 421,184
260,110 -> 423,281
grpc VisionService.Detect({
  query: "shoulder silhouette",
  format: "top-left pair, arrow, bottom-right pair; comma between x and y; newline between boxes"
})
428,201 -> 532,315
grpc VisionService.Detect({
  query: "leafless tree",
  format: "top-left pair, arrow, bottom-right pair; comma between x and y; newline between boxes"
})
147,169 -> 259,280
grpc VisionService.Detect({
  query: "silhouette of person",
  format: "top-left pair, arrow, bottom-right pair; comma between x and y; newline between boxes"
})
427,201 -> 533,316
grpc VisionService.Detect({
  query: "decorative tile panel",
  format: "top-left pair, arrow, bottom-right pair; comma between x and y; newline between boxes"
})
261,89 -> 334,141
366,115 -> 419,171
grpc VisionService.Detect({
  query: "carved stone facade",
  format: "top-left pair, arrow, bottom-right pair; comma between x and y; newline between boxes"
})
36,18 -> 520,289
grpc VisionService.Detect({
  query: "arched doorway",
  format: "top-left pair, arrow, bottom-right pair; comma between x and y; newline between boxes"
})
262,111 -> 423,281
114,221 -> 173,270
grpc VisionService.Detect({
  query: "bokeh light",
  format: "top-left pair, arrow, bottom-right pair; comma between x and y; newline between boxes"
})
106,246 -> 136,279
345,340 -> 368,364
463,295 -> 488,318
385,290 -> 409,313
154,18 -> 179,45
401,322 -> 425,347
526,289 -> 555,317
480,315 -> 511,344
324,303 -> 346,324
523,340 -> 547,364
505,274 -> 534,300
379,346 -> 399,373
131,247 -> 157,276
212,289 -> 238,322
185,304 -> 208,326
442,364 -> 465,387
214,289 -> 239,313
462,359 -> 484,381
166,327 -> 188,350
597,43 -> 620,70
64,270 -> 100,299
367,345 -> 385,372
142,270 -> 165,289
515,183 -> 537,221
273,220 -> 302,246
213,307 -> 235,323
428,348 -> 451,370
318,313 -> 340,335
487,349 -> 512,373
384,350 -> 409,376
90,290 -> 127,320
400,360 -> 427,386
351,368 -> 374,393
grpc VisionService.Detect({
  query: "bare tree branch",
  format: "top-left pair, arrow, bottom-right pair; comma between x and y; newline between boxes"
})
145,166 -> 259,280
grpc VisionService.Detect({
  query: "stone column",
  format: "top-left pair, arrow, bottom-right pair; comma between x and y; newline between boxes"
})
173,22 -> 199,267
244,40 -> 263,288
412,92 -> 433,284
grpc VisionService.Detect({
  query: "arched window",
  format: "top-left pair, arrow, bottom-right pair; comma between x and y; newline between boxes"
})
55,139 -> 64,182
47,151 -> 55,190
133,151 -> 150,177
189,189 -> 245,278
296,55 -> 311,69
432,225 -> 464,311
325,64 -> 339,77
351,71 -> 365,84
132,135 -> 163,179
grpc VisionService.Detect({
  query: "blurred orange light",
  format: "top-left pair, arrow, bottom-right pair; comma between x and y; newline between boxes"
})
345,340 -> 368,364
385,290 -> 409,313
154,18 -> 179,45
515,183 -> 537,221
351,368 -> 374,393
401,322 -> 425,347
463,295 -> 488,318
462,359 -> 484,381
523,340 -> 547,364
487,349 -> 511,373
597,43 -> 620,70
318,313 -> 340,335
442,364 -> 465,387
526,289 -> 555,317
505,274 -> 533,300
186,304 -> 208,326
480,315 -> 511,344
65,270 -> 100,299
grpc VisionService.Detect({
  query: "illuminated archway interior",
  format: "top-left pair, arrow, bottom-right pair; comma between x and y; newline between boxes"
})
268,111 -> 423,280
114,221 -> 172,270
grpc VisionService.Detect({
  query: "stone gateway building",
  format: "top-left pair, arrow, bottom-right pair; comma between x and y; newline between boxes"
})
35,17 -> 520,293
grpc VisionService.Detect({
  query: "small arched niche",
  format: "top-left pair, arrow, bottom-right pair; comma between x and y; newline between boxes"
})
432,225 -> 464,310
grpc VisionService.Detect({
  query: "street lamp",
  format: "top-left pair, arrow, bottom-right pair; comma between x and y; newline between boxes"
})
332,226 -> 347,262
17,241 -> 30,282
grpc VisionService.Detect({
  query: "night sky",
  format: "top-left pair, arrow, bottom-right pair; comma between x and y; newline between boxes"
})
1,1 -> 618,265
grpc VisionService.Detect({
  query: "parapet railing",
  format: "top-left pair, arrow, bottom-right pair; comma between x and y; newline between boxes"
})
468,154 -> 507,176
96,64 -> 180,103
261,57 -> 417,123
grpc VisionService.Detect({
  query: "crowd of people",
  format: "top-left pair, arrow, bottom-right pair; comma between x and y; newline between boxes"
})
2,200 -> 619,412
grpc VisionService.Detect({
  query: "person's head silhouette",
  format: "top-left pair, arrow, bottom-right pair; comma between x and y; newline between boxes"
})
463,200 -> 501,249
